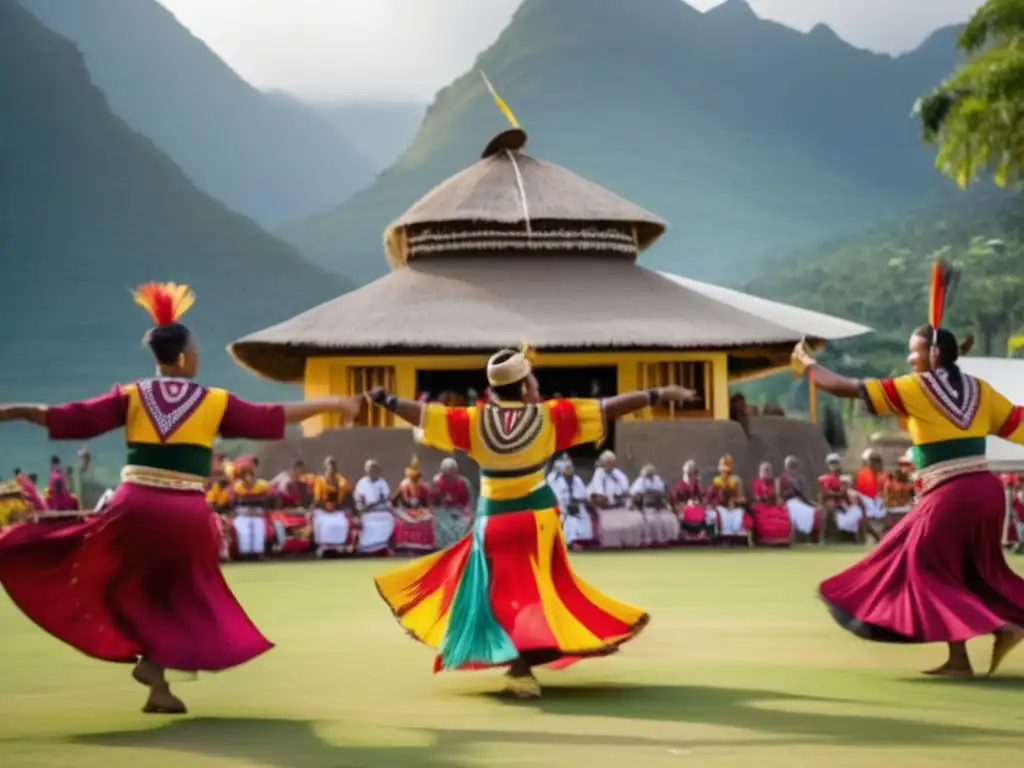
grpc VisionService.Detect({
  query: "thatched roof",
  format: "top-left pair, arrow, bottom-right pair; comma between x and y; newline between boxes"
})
658,273 -> 869,341
229,255 -> 871,382
383,129 -> 666,268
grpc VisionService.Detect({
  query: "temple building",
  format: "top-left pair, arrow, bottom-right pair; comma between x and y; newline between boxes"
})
230,128 -> 867,441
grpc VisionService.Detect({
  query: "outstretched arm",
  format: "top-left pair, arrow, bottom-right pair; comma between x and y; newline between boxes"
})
0,404 -> 48,428
219,393 -> 363,441
365,388 -> 423,427
602,385 -> 697,420
791,341 -> 861,398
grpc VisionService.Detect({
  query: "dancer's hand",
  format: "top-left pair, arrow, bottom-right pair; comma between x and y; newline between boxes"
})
657,385 -> 698,404
791,339 -> 816,374
330,395 -> 363,420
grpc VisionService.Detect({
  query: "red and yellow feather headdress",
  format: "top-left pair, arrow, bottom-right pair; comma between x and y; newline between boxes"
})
131,282 -> 195,326
927,260 -> 959,341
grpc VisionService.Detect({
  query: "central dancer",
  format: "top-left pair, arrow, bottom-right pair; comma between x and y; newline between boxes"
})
370,344 -> 693,698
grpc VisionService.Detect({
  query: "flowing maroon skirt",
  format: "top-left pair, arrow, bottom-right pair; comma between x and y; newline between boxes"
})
0,483 -> 272,671
821,470 -> 1024,643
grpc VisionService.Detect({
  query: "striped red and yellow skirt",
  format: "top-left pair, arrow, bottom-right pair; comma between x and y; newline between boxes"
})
375,505 -> 649,672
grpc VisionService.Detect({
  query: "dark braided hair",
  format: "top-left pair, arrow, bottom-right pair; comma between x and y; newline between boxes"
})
912,324 -> 974,380
143,322 -> 191,366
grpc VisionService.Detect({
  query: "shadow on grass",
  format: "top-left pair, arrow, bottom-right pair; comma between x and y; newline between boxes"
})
70,716 -> 714,768
903,675 -> 1024,690
478,683 -> 1021,747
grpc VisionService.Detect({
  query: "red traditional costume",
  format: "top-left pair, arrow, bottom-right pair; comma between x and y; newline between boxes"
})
0,284 -> 284,674
749,467 -> 792,546
672,466 -> 712,542
269,470 -> 314,554
820,263 -> 1024,655
391,457 -> 436,552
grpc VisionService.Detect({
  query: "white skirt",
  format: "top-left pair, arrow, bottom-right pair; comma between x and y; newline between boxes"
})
313,508 -> 350,547
561,510 -> 594,545
358,510 -> 395,553
835,504 -> 863,533
786,499 -> 817,534
716,507 -> 748,536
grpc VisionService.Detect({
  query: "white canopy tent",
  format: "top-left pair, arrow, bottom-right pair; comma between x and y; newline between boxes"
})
959,357 -> 1024,471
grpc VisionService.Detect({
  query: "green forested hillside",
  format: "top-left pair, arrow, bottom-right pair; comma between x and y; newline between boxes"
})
19,0 -> 374,226
0,0 -> 350,470
279,0 -> 965,287
749,191 -> 1024,382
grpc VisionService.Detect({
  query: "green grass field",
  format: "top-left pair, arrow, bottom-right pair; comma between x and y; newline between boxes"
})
2,548 -> 1023,767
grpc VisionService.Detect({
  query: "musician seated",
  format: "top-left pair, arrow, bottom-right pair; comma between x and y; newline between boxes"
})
629,463 -> 679,546
881,454 -> 916,533
672,461 -> 715,541
391,457 -> 435,553
313,456 -> 354,556
550,457 -> 594,550
819,453 -> 862,540
835,475 -> 866,542
708,455 -> 751,544
353,459 -> 394,555
780,456 -> 820,541
588,450 -> 645,548
749,461 -> 793,546
432,458 -> 474,548
232,466 -> 272,559
267,460 -> 314,554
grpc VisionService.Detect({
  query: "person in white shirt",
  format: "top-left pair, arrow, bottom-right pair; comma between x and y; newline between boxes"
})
630,464 -> 679,545
353,459 -> 394,554
549,457 -> 592,549
587,451 -> 644,548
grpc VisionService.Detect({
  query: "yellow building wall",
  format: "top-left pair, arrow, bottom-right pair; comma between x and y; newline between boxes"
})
301,351 -> 730,436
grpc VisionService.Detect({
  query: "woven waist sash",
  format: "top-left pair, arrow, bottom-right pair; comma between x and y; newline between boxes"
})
121,465 -> 205,493
914,457 -> 989,496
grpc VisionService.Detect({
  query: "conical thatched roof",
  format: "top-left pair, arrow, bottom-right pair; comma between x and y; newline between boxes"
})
383,129 -> 666,268
229,255 -> 869,382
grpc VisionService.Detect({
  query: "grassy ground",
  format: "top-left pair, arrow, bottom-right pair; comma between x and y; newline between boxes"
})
1,548 -> 1023,767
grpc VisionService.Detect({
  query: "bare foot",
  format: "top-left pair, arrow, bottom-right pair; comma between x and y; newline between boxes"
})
922,661 -> 974,678
132,659 -> 188,714
503,671 -> 542,699
988,627 -> 1024,677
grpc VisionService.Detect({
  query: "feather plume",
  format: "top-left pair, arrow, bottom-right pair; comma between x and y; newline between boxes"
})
480,71 -> 520,129
927,260 -> 958,333
132,282 -> 195,326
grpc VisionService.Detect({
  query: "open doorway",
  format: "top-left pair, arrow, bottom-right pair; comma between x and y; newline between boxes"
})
415,364 -> 617,465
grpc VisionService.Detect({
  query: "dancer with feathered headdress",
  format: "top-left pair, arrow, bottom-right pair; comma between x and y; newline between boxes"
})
0,283 -> 361,714
792,261 -> 1024,677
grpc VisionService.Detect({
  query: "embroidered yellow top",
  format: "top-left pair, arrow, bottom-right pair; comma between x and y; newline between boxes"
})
419,398 -> 605,516
860,371 -> 1024,468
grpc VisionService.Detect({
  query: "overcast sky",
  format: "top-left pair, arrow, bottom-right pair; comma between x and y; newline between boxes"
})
157,0 -> 982,103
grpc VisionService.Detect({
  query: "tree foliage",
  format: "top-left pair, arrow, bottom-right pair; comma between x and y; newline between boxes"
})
916,0 -> 1024,188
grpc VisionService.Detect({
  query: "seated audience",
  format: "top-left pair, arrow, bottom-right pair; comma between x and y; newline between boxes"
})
431,457 -> 474,548
707,455 -> 751,541
392,457 -> 435,552
630,463 -> 679,546
313,456 -> 354,556
819,453 -> 861,539
45,456 -> 79,512
749,461 -> 792,545
269,460 -> 314,554
673,460 -> 715,540
881,453 -> 917,531
232,466 -> 272,558
834,474 -> 865,540
588,451 -> 644,548
354,459 -> 394,554
550,456 -> 593,550
780,455 -> 819,540
854,449 -> 886,538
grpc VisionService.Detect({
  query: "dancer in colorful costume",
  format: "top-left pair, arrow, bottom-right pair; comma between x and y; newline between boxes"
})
792,261 -> 1024,677
370,344 -> 694,697
0,283 -> 359,713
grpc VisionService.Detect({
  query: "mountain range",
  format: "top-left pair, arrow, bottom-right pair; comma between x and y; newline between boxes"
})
18,0 -> 380,227
279,0 -> 966,287
0,0 -> 350,466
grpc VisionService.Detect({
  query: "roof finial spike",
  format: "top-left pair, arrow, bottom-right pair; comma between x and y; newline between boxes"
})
480,70 -> 520,129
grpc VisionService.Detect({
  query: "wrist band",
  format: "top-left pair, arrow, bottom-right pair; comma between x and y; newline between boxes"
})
370,389 -> 388,405
647,389 -> 661,406
384,394 -> 399,412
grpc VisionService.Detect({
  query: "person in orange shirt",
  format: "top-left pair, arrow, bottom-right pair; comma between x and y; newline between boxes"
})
313,457 -> 353,556
854,449 -> 886,539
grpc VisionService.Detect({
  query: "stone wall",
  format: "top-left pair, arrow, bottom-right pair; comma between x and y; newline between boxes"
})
254,415 -> 832,489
